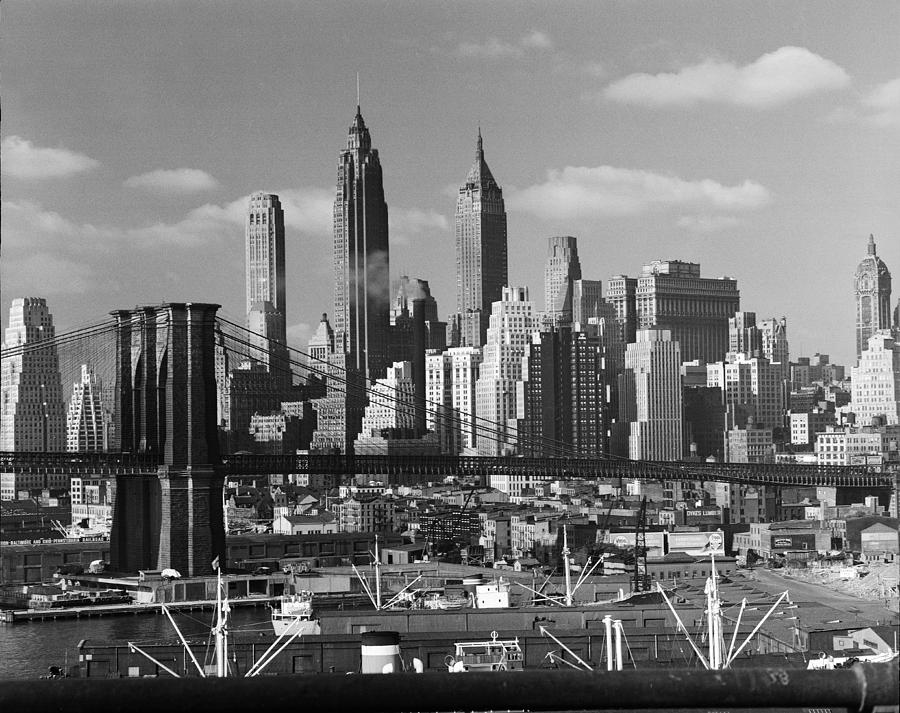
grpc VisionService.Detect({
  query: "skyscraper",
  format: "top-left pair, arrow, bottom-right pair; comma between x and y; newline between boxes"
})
0,298 -> 66,452
66,364 -> 106,452
334,105 -> 391,382
544,236 -> 582,327
622,329 -> 683,461
245,192 -> 288,380
634,260 -> 739,363
855,234 -> 892,363
455,130 -> 507,347
851,331 -> 899,426
475,287 -> 536,455
728,311 -> 761,357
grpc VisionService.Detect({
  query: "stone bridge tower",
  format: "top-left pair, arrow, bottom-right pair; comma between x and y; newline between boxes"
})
108,303 -> 224,576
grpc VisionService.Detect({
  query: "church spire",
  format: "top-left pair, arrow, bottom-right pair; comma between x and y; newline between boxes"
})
868,233 -> 876,256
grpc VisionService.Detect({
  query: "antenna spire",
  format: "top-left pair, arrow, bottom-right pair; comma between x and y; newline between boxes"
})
356,72 -> 360,111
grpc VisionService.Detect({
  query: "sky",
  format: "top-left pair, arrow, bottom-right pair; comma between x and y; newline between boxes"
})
2,1 -> 899,366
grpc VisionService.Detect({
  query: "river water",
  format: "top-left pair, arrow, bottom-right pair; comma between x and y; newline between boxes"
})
0,606 -> 271,679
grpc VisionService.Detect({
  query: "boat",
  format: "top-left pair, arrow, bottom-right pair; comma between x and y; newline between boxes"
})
445,630 -> 524,672
271,590 -> 321,637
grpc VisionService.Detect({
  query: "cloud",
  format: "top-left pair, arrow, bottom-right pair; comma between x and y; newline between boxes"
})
0,187 -> 334,256
508,165 -> 772,221
861,77 -> 900,127
455,31 -> 553,59
0,253 -> 95,295
677,214 -> 742,234
286,322 -> 313,348
603,46 -> 850,109
125,168 -> 219,194
389,208 -> 449,247
1,135 -> 100,179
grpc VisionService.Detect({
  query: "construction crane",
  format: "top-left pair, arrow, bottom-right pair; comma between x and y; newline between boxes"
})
633,496 -> 650,593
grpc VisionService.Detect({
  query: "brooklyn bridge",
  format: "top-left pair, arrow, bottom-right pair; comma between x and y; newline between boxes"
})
2,303 -> 895,578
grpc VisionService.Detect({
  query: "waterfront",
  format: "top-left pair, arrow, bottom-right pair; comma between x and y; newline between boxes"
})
0,607 -> 269,679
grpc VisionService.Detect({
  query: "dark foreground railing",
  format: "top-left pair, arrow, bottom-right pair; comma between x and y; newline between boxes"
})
2,665 -> 897,713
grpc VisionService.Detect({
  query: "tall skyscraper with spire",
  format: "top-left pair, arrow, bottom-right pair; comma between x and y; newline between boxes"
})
854,234 -> 892,363
455,130 -> 507,347
245,192 -> 289,382
333,105 -> 391,382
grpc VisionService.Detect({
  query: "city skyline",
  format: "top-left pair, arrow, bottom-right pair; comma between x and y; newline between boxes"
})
2,2 -> 899,366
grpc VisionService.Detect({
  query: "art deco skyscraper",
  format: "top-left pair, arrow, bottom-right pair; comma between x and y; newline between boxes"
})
855,234 -> 892,363
245,192 -> 289,381
544,236 -> 582,327
334,105 -> 391,382
0,298 -> 66,451
66,364 -> 106,452
456,130 -> 507,348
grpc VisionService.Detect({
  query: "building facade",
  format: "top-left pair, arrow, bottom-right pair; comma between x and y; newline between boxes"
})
0,298 -> 66,452
622,329 -> 683,460
65,364 -> 106,452
543,236 -> 582,327
850,331 -> 900,426
245,192 -> 288,380
455,130 -> 507,347
475,287 -> 536,455
634,261 -> 740,363
333,106 -> 391,382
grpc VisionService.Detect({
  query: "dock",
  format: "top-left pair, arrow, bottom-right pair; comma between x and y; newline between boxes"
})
0,596 -> 277,623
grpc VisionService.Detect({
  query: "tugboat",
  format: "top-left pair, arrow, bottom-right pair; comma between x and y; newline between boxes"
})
270,590 -> 320,637
445,630 -> 524,672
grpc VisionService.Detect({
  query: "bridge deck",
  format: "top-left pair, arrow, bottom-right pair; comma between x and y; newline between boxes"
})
0,452 -> 893,487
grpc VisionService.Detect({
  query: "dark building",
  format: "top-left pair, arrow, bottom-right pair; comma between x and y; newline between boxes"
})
519,328 -> 605,457
333,105 -> 391,383
683,385 -> 726,461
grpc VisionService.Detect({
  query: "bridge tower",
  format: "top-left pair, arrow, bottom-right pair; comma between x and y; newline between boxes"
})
108,303 -> 224,576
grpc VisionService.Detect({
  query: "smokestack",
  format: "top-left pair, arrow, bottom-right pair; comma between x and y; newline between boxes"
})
412,298 -> 427,435
360,631 -> 402,673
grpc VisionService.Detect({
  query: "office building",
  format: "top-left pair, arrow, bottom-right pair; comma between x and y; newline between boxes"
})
475,287 -> 536,455
455,130 -> 507,347
245,192 -> 289,381
66,364 -> 106,452
0,298 -> 66,452
628,260 -> 739,363
544,236 -> 582,327
622,329 -> 683,460
851,331 -> 900,426
707,354 -> 785,432
855,235 -> 892,363
426,346 -> 482,454
333,105 -> 391,381
729,312 -> 761,357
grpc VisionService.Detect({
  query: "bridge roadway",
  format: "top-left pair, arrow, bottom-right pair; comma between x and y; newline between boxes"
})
0,451 -> 894,488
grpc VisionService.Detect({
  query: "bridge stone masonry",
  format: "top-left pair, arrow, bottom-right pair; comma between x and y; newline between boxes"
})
107,303 -> 225,577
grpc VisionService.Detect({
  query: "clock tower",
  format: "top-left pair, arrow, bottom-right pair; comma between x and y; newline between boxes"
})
854,234 -> 892,363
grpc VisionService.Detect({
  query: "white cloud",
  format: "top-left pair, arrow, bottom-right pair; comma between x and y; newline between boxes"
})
677,214 -> 742,234
125,168 -> 219,194
456,31 -> 553,59
0,252 -> 94,296
508,165 -> 772,221
389,208 -> 449,247
286,322 -> 313,348
1,135 -> 100,179
604,46 -> 850,109
0,187 -> 334,257
861,77 -> 900,127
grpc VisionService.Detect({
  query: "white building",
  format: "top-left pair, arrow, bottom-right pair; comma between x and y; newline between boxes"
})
851,331 -> 899,426
358,361 -> 416,436
0,298 -> 66,452
475,287 -> 537,455
426,346 -> 482,453
707,353 -> 784,431
815,425 -> 899,465
624,329 -> 683,460
66,364 -> 106,452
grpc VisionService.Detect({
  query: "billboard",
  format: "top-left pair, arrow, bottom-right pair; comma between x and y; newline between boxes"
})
770,533 -> 816,550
